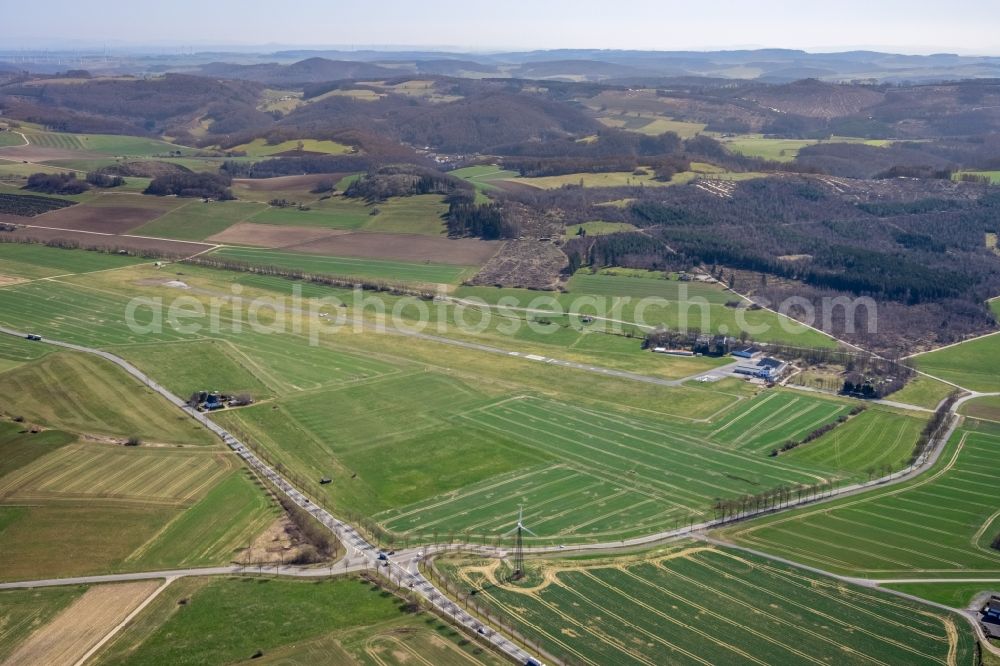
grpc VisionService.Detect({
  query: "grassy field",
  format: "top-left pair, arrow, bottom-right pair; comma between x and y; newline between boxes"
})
0,585 -> 87,662
954,170 -> 1000,184
780,407 -> 925,474
450,165 -> 519,195
447,545 -> 973,665
0,131 -> 26,147
0,421 -> 76,479
246,198 -> 373,229
374,391 -> 855,543
0,352 -> 214,445
23,131 -> 193,157
961,395 -> 1000,422
564,221 -> 638,237
0,243 -> 149,280
0,443 -> 231,504
597,113 -> 707,138
124,470 -> 276,569
364,194 -> 448,235
723,421 -> 1000,576
134,200 -> 267,241
94,576 -> 501,666
720,135 -> 892,162
913,331 -> 1000,392
207,246 -> 476,284
0,254 -> 910,547
890,374 -> 957,409
882,581 -> 999,608
457,270 -> 839,348
229,138 -> 353,157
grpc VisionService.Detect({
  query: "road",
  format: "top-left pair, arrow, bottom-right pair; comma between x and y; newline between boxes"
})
0,325 -> 539,666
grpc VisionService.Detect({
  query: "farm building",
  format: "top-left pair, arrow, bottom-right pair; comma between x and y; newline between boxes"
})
983,595 -> 1000,638
732,347 -> 759,359
734,356 -> 788,381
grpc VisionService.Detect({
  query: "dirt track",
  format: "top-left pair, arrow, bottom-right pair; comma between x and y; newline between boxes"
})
1,580 -> 160,666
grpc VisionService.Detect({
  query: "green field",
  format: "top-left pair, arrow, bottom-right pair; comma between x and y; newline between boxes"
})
0,586 -> 87,662
0,131 -> 26,148
207,246 -> 475,284
364,194 -> 448,235
124,470 -> 276,569
457,270 -> 839,348
247,198 -> 373,229
720,135 -> 892,162
375,391 -> 857,543
24,131 -> 193,157
780,407 -> 925,475
724,421 -> 1000,576
0,243 -> 149,280
135,200 -> 267,241
449,545 -> 974,665
230,138 -> 353,157
954,170 -> 1000,184
0,421 -> 76,480
962,395 -> 1000,422
890,374 -> 957,410
94,576 -> 502,666
913,332 -> 1000,392
882,581 -> 999,608
565,221 -> 638,237
0,352 -> 214,445
597,113 -> 707,138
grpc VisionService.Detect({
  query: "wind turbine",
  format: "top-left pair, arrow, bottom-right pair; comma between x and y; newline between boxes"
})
503,505 -> 536,581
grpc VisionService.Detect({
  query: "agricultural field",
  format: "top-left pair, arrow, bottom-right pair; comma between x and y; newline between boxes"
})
913,332 -> 1000,392
718,135 -> 892,162
3,581 -> 161,666
375,391 -> 858,543
0,421 -> 76,479
206,246 -> 477,284
363,194 -> 449,235
450,165 -> 519,195
954,170 -> 1000,184
446,545 -> 974,666
134,200 -> 267,241
890,374 -> 957,410
961,395 -> 1000,422
0,191 -> 75,216
0,585 -> 87,663
0,243 -> 148,280
0,130 -> 26,147
723,422 -> 1000,576
780,407 -> 925,475
28,131 -> 194,157
0,352 -> 214,445
564,221 -> 638,237
882,581 -> 999,608
597,112 -> 707,137
230,138 -> 353,157
93,576 -> 502,666
0,443 -> 231,504
247,199 -> 372,229
457,269 -> 839,348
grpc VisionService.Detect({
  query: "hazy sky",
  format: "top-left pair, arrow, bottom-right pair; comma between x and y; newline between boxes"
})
6,0 -> 1000,54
